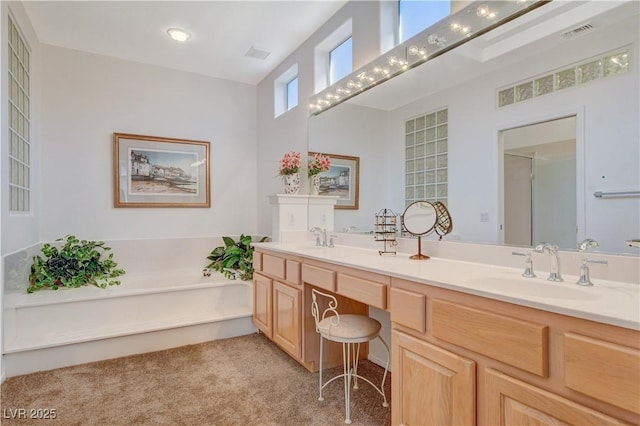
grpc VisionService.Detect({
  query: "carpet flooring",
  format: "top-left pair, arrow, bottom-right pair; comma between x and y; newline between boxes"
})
1,333 -> 391,425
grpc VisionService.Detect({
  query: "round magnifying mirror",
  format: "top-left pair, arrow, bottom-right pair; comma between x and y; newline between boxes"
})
402,201 -> 438,260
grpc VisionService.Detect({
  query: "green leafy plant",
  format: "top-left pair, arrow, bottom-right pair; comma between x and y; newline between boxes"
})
28,235 -> 126,293
206,234 -> 269,281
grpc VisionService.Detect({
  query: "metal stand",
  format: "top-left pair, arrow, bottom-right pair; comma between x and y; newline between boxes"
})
409,235 -> 430,259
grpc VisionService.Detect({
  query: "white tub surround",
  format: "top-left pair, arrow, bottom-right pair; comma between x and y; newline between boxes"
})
254,242 -> 639,330
2,237 -> 263,377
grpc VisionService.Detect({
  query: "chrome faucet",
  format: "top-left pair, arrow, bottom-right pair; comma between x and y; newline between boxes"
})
512,251 -> 535,278
534,243 -> 563,282
310,227 -> 327,246
576,239 -> 607,286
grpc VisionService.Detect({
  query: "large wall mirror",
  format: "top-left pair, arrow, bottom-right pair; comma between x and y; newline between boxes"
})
308,1 -> 639,255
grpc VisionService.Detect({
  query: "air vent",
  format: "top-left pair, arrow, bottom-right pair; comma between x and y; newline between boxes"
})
561,23 -> 596,39
245,46 -> 270,60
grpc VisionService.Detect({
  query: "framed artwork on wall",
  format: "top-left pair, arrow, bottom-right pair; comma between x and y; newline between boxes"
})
310,152 -> 359,209
113,133 -> 210,208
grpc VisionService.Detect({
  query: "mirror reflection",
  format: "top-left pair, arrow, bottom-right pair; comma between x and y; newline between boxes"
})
308,1 -> 639,254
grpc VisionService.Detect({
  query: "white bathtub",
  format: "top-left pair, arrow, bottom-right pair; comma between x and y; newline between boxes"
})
3,269 -> 256,377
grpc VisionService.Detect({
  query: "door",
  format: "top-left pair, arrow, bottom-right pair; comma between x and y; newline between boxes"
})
485,368 -> 625,425
392,331 -> 476,425
504,154 -> 533,246
272,280 -> 301,359
253,273 -> 272,338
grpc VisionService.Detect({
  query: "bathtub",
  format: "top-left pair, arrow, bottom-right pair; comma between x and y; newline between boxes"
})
3,268 -> 256,377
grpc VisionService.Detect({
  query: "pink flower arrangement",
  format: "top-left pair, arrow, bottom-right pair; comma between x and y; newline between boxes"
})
278,151 -> 301,176
308,153 -> 331,176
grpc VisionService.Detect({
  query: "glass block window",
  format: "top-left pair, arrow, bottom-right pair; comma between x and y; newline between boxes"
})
405,108 -> 448,208
8,15 -> 31,212
498,47 -> 630,108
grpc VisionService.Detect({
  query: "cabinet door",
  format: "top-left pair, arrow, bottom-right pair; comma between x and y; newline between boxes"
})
272,280 -> 301,359
392,331 -> 475,426
253,273 -> 272,338
485,368 -> 628,425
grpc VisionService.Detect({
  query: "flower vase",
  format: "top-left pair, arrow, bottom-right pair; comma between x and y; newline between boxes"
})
309,174 -> 320,195
283,173 -> 301,195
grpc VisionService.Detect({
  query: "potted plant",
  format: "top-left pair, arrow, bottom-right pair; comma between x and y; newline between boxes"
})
278,151 -> 301,194
28,235 -> 126,293
308,152 -> 331,195
206,234 -> 269,281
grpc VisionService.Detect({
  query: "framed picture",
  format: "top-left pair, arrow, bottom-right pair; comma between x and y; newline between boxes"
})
311,152 -> 359,209
113,133 -> 210,208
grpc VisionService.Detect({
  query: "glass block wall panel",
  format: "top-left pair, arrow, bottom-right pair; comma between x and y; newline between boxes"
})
497,47 -> 630,108
8,16 -> 31,212
405,108 -> 448,208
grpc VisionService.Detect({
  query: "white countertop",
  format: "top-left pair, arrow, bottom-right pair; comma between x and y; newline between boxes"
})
254,242 -> 640,331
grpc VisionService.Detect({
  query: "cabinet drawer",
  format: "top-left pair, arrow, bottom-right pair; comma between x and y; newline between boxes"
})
285,260 -> 301,286
432,299 -> 548,376
262,254 -> 286,280
337,274 -> 386,309
564,333 -> 640,415
302,264 -> 336,292
390,288 -> 426,332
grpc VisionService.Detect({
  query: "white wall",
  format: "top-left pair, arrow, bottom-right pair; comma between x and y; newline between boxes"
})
38,45 -> 258,241
256,1 -> 383,236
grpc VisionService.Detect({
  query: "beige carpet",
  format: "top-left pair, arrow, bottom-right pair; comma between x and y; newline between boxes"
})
1,333 -> 391,425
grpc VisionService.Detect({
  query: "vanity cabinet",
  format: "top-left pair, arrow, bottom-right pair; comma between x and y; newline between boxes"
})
253,251 -> 303,361
390,278 -> 639,426
254,246 -> 639,425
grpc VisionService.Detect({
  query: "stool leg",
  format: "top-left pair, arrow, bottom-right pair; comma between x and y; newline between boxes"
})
352,343 -> 360,389
318,336 -> 324,401
378,335 -> 390,408
343,342 -> 352,424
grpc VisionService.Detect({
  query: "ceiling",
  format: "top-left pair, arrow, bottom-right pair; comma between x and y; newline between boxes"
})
21,0 -> 348,85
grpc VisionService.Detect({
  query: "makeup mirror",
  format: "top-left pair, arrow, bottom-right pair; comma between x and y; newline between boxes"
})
402,201 -> 438,259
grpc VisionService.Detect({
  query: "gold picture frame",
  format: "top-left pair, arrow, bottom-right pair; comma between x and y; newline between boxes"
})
113,133 -> 210,208
310,152 -> 359,209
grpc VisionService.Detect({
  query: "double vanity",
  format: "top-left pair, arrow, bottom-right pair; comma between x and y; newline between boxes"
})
252,241 -> 639,425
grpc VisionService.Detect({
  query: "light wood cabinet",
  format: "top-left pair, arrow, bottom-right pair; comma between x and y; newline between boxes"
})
254,247 -> 639,426
252,272 -> 272,338
485,368 -> 629,425
392,330 -> 475,426
390,277 -> 639,425
272,280 -> 301,359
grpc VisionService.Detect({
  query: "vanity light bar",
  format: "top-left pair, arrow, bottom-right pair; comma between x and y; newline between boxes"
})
309,0 -> 549,115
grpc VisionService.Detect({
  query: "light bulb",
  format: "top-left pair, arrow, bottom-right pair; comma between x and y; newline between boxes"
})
167,28 -> 191,42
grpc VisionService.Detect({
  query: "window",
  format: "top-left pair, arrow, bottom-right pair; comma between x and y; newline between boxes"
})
405,108 -> 448,207
329,37 -> 352,85
398,0 -> 451,43
286,77 -> 298,111
314,20 -> 352,93
8,15 -> 31,212
274,64 -> 298,118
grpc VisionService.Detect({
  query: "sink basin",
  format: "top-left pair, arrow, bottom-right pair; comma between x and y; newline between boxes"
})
467,277 -> 600,301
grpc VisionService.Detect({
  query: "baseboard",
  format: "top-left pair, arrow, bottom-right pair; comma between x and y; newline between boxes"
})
368,353 -> 392,373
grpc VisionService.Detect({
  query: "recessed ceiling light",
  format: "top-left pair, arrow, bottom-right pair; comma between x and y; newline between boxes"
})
167,28 -> 191,42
